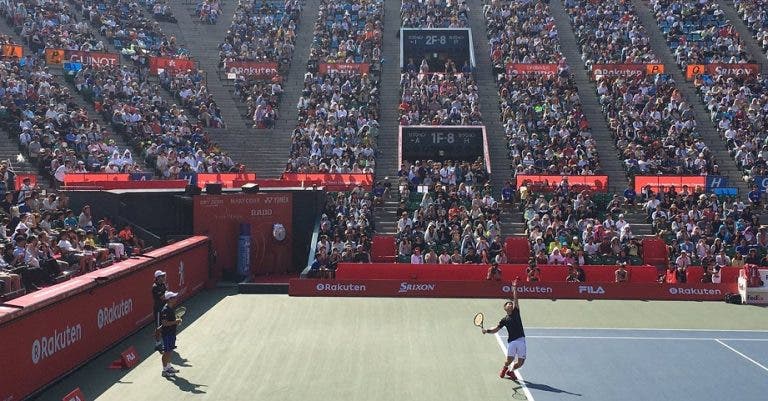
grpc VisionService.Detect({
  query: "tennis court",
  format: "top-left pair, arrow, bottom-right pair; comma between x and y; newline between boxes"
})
33,291 -> 768,401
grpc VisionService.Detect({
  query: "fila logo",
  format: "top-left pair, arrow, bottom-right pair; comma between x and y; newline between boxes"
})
578,285 -> 605,295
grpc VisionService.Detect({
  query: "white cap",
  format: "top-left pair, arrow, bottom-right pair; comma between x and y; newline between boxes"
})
154,270 -> 166,278
164,291 -> 178,300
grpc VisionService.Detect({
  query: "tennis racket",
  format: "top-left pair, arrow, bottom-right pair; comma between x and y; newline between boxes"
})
473,312 -> 484,332
175,306 -> 187,319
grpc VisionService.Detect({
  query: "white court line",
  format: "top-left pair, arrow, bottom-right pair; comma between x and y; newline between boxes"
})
526,327 -> 768,333
715,339 -> 768,374
494,333 -> 536,401
528,335 -> 768,342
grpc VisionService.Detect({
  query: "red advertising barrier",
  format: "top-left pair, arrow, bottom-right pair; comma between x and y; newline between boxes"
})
149,56 -> 196,75
514,175 -> 608,192
14,173 -> 38,190
505,63 -> 558,76
370,235 -> 396,263
64,180 -> 188,190
65,50 -> 119,67
193,193 -> 293,276
196,173 -> 257,189
642,237 -> 668,265
224,61 -> 279,79
0,237 -> 210,401
504,237 -> 531,264
63,173 -> 130,184
280,173 -> 373,191
290,279 -> 736,300
319,63 -> 370,75
634,175 -> 705,193
232,179 -> 322,189
591,63 -> 664,79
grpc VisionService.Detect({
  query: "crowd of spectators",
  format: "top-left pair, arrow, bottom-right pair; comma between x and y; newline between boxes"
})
695,72 -> 768,182
401,0 -> 469,28
597,72 -> 720,176
308,0 -> 382,65
521,178 -> 642,269
399,0 -> 480,126
0,181 -> 148,299
485,0 -> 561,66
733,0 -> 768,55
220,0 -> 301,128
5,0 -> 107,53
650,0 -> 752,69
309,188 -> 374,277
159,68 -> 225,128
141,0 -> 178,23
286,0 -> 382,174
72,63 -> 239,177
564,0 -> 659,67
484,1 -> 599,175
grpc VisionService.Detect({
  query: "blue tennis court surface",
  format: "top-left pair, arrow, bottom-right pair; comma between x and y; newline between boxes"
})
494,328 -> 768,401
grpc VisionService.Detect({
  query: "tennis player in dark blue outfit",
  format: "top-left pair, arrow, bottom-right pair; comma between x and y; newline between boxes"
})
160,291 -> 181,377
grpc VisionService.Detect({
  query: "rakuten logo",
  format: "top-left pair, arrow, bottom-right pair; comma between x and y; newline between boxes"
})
97,298 -> 133,330
398,282 -> 436,293
668,287 -> 722,295
315,283 -> 366,292
502,285 -> 553,294
31,324 -> 83,364
578,285 -> 605,295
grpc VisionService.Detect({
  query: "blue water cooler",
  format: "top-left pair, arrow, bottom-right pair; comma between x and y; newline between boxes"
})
237,223 -> 251,277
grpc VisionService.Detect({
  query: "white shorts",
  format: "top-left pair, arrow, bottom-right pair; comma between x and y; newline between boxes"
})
506,338 -> 527,359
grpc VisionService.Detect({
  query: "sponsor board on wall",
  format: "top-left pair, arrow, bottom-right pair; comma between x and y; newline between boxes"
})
0,237 -> 210,401
290,279 -> 735,300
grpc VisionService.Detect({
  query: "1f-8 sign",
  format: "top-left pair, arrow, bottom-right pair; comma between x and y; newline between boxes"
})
399,126 -> 490,172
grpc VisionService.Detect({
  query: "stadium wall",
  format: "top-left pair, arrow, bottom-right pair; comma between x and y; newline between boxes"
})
0,237 -> 210,401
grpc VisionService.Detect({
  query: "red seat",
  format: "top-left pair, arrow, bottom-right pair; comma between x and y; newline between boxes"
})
370,235 -> 396,263
642,238 -> 668,265
505,237 -> 531,264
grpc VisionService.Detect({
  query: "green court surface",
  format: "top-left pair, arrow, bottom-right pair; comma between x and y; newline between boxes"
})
33,290 -> 768,401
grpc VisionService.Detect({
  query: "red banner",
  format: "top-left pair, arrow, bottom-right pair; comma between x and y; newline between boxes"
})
318,63 -> 370,75
64,180 -> 188,190
64,50 -> 119,67
514,175 -> 608,192
634,175 -> 705,193
505,63 -> 558,76
14,173 -> 38,190
0,237 -> 210,401
1,44 -> 22,58
45,48 -> 65,64
290,279 -> 736,301
196,173 -> 257,189
686,63 -> 759,79
224,61 -> 279,79
149,56 -> 196,75
280,173 -> 373,191
706,63 -> 759,77
591,63 -> 665,79
63,173 -> 130,184
193,193 -> 293,276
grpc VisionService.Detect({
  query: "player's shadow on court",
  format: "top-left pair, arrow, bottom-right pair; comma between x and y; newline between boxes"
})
172,353 -> 193,367
523,381 -> 581,396
166,375 -> 208,394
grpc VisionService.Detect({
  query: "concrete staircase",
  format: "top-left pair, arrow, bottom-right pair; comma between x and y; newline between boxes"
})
716,0 -> 768,74
163,0 -> 321,177
630,0 -> 751,197
467,0 -> 510,193
549,0 -> 630,194
373,0 -> 403,179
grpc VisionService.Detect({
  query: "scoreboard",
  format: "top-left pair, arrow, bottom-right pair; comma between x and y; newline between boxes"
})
400,28 -> 475,71
399,126 -> 489,171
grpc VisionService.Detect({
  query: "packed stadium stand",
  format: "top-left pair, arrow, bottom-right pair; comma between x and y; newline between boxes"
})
0,0 -> 766,298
